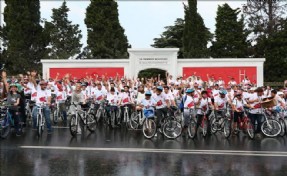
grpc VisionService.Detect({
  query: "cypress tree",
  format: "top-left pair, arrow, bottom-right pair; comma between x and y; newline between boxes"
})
85,0 -> 129,59
3,0 -> 47,74
183,0 -> 211,58
46,1 -> 82,59
211,4 -> 249,58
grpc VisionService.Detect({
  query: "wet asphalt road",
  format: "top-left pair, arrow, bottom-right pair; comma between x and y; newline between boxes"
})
1,125 -> 287,176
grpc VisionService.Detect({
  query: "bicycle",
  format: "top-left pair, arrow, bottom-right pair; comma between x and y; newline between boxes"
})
210,108 -> 232,139
0,104 -> 22,138
160,107 -> 182,139
35,103 -> 47,137
273,106 -> 286,137
51,101 -> 64,125
188,108 -> 209,139
95,100 -> 108,124
69,103 -> 97,137
25,99 -> 34,126
260,108 -> 281,137
233,109 -> 255,139
142,107 -> 157,139
106,103 -> 119,129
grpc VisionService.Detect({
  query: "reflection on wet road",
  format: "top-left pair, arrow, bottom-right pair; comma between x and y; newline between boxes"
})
1,127 -> 287,176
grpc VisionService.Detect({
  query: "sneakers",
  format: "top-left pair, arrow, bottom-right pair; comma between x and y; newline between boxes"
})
16,132 -> 22,137
47,130 -> 53,135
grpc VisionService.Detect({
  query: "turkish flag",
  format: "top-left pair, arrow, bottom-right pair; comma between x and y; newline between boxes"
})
214,94 -> 218,97
25,88 -> 30,92
218,103 -> 224,109
202,105 -> 207,111
57,95 -> 62,100
254,103 -> 261,109
39,97 -> 46,102
32,92 -> 37,97
96,95 -> 103,101
123,97 -> 129,103
188,102 -> 194,108
157,100 -> 163,106
194,94 -> 198,98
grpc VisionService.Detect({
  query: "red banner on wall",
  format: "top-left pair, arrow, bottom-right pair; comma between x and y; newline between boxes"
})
49,68 -> 124,80
183,67 -> 257,84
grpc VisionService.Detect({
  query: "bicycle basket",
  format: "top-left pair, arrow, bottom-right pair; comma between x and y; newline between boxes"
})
144,109 -> 154,118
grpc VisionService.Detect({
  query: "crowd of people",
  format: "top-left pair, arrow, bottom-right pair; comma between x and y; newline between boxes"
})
0,70 -> 286,138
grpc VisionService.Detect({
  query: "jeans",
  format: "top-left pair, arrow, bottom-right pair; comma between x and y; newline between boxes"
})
32,106 -> 52,132
8,109 -> 21,133
248,113 -> 263,133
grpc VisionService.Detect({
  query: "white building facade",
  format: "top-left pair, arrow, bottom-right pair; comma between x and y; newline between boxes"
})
41,48 -> 265,86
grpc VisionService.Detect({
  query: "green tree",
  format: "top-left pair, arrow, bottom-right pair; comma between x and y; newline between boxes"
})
3,0 -> 48,74
85,0 -> 129,59
211,4 -> 249,58
183,0 -> 211,58
264,19 -> 287,81
151,18 -> 184,58
45,1 -> 82,59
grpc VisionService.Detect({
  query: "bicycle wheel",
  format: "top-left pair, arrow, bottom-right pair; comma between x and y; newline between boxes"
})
188,119 -> 197,139
86,113 -> 97,132
69,115 -> 78,137
0,118 -> 11,139
210,117 -> 218,134
37,115 -> 43,137
202,118 -> 208,137
142,118 -> 156,139
163,119 -> 182,139
223,119 -> 231,139
96,109 -> 102,122
279,118 -> 285,137
53,109 -> 58,124
246,121 -> 254,139
261,119 -> 281,137
110,111 -> 116,128
130,112 -> 139,130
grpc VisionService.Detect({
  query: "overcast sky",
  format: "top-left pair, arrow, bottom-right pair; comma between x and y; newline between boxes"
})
0,0 -> 246,48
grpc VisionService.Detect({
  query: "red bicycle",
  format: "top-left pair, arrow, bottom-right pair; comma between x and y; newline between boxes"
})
233,109 -> 255,139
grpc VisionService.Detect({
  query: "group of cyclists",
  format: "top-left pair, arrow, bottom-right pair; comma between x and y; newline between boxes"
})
1,70 -> 286,139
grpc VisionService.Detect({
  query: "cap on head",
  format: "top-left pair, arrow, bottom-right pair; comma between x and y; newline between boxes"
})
219,89 -> 227,95
156,86 -> 163,91
145,91 -> 152,96
185,88 -> 194,94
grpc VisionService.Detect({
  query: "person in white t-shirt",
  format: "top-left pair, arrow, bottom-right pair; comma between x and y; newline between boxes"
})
54,82 -> 68,125
32,80 -> 52,134
228,77 -> 237,86
214,89 -> 228,118
247,87 -> 265,134
232,91 -> 251,133
140,91 -> 156,118
195,90 -> 213,135
152,86 -> 170,129
163,86 -> 176,107
182,88 -> 197,136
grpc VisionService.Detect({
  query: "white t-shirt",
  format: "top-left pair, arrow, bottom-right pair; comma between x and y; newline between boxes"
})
184,96 -> 197,109
152,93 -> 167,109
197,98 -> 211,114
140,98 -> 156,108
214,96 -> 228,110
36,89 -> 51,106
212,89 -> 220,98
120,92 -> 132,105
249,94 -> 265,114
232,98 -> 247,112
107,93 -> 119,106
94,89 -> 107,103
136,92 -> 145,104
